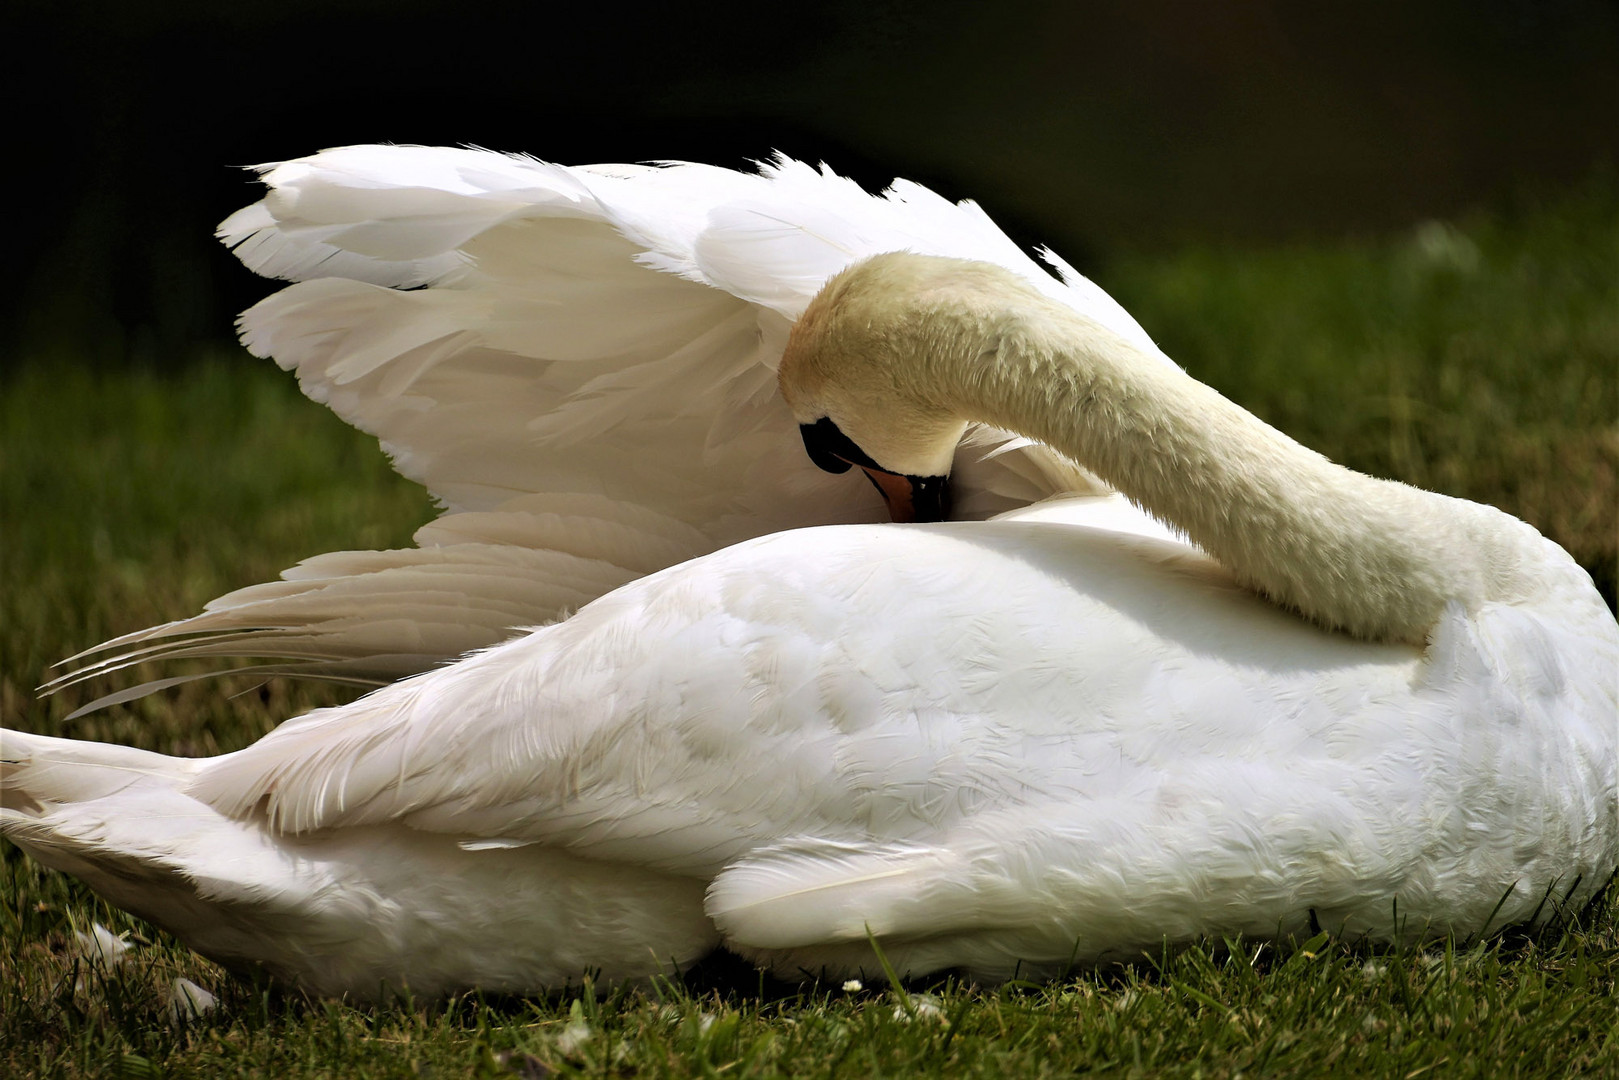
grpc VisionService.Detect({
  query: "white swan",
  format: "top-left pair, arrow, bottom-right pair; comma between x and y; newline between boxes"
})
5,183 -> 1615,1000
49,146 -> 1162,710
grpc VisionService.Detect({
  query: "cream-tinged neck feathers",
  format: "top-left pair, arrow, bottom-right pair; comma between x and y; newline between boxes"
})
780,253 -> 1545,643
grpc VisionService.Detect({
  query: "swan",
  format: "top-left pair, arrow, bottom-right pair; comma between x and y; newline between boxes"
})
5,172 -> 1616,1000
47,146 -> 1164,711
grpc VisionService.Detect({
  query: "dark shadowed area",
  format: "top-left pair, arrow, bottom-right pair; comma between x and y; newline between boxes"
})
5,0 -> 1616,368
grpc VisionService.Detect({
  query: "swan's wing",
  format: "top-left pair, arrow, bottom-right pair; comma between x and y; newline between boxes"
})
659,154 -> 1164,357
50,147 -> 1116,702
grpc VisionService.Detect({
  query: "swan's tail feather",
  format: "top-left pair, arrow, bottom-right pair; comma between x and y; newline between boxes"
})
1,729 -> 199,812
0,730 -> 223,922
6,721 -> 725,997
0,731 -> 362,924
1,729 -> 347,979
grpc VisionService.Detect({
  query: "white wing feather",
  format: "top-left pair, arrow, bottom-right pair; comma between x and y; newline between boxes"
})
51,147 -> 1136,702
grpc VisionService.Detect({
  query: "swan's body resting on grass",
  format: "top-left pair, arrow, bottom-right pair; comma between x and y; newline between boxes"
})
3,150 -> 1616,999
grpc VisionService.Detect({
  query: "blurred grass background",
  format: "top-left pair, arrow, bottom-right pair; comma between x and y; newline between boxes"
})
1109,177 -> 1618,606
3,0 -> 1617,1075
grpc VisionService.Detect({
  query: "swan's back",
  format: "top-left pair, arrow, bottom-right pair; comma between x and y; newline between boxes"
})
180,517 -> 1614,980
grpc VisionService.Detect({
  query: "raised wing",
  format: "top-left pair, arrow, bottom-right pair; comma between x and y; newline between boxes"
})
50,147 -> 1136,709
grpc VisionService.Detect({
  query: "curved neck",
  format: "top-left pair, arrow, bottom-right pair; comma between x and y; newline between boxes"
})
935,298 -> 1534,643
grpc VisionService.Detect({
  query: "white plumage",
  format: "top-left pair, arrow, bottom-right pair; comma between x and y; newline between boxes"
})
3,148 -> 1614,999
49,147 -> 1137,707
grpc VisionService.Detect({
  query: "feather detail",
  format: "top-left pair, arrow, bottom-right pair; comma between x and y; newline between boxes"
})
707,838 -> 957,946
56,147 -> 1152,705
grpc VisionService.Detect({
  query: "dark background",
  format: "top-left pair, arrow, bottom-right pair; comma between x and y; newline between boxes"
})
4,0 -> 1616,369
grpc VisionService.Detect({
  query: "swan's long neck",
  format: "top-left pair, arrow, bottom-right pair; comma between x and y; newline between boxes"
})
925,283 -> 1543,644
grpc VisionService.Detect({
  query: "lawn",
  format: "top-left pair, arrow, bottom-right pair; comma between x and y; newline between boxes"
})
2,178 -> 1615,1077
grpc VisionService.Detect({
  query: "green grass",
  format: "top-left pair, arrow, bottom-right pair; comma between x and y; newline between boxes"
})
1107,177 -> 1618,602
2,182 -> 1616,1077
1,358 -> 435,754
2,917 -> 1616,1078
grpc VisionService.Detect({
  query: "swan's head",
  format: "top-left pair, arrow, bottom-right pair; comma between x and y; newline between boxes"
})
779,253 -> 1030,522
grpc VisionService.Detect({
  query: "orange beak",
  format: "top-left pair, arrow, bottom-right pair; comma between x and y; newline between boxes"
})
798,419 -> 951,523
856,466 -> 951,523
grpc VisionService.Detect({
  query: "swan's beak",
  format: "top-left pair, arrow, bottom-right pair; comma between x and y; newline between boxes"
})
798,419 -> 952,523
858,467 -> 951,524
